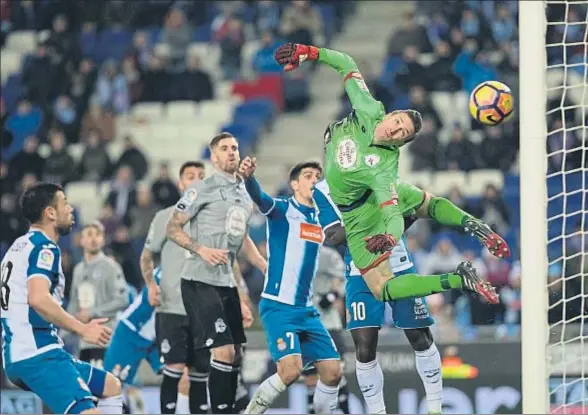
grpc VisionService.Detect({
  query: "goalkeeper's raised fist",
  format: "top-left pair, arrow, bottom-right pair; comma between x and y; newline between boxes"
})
364,234 -> 397,254
274,43 -> 319,71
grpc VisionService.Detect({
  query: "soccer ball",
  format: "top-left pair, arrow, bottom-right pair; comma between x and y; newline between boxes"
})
468,81 -> 514,126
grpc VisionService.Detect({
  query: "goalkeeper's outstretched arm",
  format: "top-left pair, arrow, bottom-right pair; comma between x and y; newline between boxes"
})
318,48 -> 382,119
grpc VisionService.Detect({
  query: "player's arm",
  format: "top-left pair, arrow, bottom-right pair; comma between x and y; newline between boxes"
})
241,234 -> 267,274
66,264 -> 80,316
232,260 -> 254,328
243,175 -> 279,218
141,211 -> 166,285
366,172 -> 405,253
89,263 -> 129,319
27,248 -> 111,346
313,185 -> 347,247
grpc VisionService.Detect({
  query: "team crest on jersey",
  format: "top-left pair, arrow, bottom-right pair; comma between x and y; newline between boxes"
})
277,338 -> 287,352
364,154 -> 380,167
161,339 -> 171,354
205,338 -> 214,347
215,318 -> 227,333
225,206 -> 248,238
336,138 -> 358,170
36,248 -> 54,271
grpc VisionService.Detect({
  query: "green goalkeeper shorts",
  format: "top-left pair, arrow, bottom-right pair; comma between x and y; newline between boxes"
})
341,181 -> 426,272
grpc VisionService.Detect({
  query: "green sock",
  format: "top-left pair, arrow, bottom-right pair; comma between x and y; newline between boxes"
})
381,273 -> 463,301
428,197 -> 473,227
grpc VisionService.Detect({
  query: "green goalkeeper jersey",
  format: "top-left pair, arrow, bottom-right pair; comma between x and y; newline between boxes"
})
320,48 -> 402,233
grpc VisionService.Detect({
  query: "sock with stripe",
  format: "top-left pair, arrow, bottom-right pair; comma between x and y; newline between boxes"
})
188,371 -> 209,414
415,344 -> 443,414
209,359 -> 236,413
382,273 -> 462,301
161,367 -> 182,414
244,373 -> 286,414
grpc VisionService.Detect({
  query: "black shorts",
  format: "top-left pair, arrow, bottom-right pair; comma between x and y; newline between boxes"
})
181,279 -> 246,350
79,347 -> 105,369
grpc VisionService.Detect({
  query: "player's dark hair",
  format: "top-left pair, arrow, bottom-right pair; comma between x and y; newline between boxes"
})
289,161 -> 323,182
82,220 -> 105,234
394,109 -> 422,144
209,132 -> 236,150
20,183 -> 64,225
179,161 -> 205,177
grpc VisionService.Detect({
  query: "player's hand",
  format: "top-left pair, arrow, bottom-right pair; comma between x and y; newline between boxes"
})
364,234 -> 397,254
274,43 -> 319,71
77,308 -> 91,323
239,156 -> 257,178
240,301 -> 254,328
81,318 -> 112,347
147,281 -> 161,307
196,246 -> 230,266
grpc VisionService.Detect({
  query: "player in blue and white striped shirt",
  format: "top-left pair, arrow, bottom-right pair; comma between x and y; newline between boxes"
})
239,158 -> 342,414
1,183 -> 122,414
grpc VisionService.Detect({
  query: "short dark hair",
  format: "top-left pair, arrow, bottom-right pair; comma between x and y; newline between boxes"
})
179,161 -> 205,177
391,109 -> 422,143
289,161 -> 323,182
21,183 -> 64,224
209,132 -> 236,150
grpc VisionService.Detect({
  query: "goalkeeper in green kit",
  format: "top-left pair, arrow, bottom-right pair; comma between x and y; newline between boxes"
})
275,43 -> 511,305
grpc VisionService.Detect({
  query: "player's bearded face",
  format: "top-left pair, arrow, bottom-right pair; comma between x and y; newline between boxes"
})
374,112 -> 415,145
51,191 -> 74,236
213,138 -> 240,173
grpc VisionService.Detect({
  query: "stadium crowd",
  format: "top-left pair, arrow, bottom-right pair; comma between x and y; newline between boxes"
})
0,0 -> 586,365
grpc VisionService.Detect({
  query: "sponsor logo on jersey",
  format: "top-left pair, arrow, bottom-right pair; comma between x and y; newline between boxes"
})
364,154 -> 381,167
277,338 -> 287,351
205,338 -> 214,347
299,223 -> 323,244
215,318 -> 227,333
36,248 -> 54,271
336,138 -> 358,169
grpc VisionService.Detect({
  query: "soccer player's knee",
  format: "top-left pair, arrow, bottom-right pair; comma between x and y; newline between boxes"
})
166,362 -> 186,372
232,345 -> 243,366
278,360 -> 302,385
190,350 -> 211,373
80,408 -> 100,414
102,372 -> 122,397
404,328 -> 433,352
178,372 -> 190,396
212,344 -> 235,363
355,342 -> 377,363
319,363 -> 342,386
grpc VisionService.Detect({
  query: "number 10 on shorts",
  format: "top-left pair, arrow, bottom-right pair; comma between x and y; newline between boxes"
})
351,302 -> 366,321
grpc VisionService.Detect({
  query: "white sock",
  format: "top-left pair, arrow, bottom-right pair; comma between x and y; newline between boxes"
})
356,359 -> 386,414
415,343 -> 443,414
176,393 -> 190,414
98,394 -> 123,414
244,373 -> 286,414
313,379 -> 339,414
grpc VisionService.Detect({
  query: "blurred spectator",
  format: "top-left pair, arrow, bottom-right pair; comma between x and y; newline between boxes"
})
43,129 -> 75,185
491,4 -> 516,43
448,27 -> 465,59
420,238 -> 464,276
98,204 -> 121,243
387,12 -> 432,56
121,56 -> 142,104
475,183 -> 510,236
431,187 -> 474,233
22,42 -> 57,107
1,98 -> 13,151
8,135 -> 43,182
78,128 -> 112,181
453,39 -> 497,95
408,85 -> 442,129
478,125 -> 517,170
0,193 -> 28,246
427,293 -> 460,343
16,173 -> 39,201
130,31 -> 152,71
114,135 -> 149,181
68,58 -> 98,115
140,56 -> 167,102
215,15 -> 246,80
52,95 -> 78,142
102,0 -> 135,28
547,118 -> 582,173
395,46 -> 428,94
0,162 -> 12,195
498,260 -> 521,338
441,124 -> 479,171
425,12 -> 450,47
280,0 -> 323,45
5,99 -> 43,153
408,116 -> 440,171
105,165 -> 137,221
252,31 -> 283,74
128,183 -> 158,240
110,225 -> 140,288
80,99 -> 116,142
482,250 -> 511,288
161,8 -> 191,73
151,162 -> 181,208
10,0 -> 40,31
96,60 -> 130,115
178,55 -> 214,102
460,8 -> 481,39
45,14 -> 80,66
255,0 -> 281,35
426,40 -> 462,92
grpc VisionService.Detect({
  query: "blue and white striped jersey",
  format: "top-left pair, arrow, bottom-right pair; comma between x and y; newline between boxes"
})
1,230 -> 65,365
118,268 -> 161,342
313,180 -> 415,276
245,177 -> 329,307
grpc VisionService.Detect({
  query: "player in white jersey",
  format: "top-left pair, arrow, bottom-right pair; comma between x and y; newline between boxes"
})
239,158 -> 342,414
314,179 -> 442,414
0,183 -> 122,414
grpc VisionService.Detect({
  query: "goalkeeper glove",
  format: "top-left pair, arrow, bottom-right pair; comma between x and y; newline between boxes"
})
274,43 -> 319,71
364,234 -> 397,254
